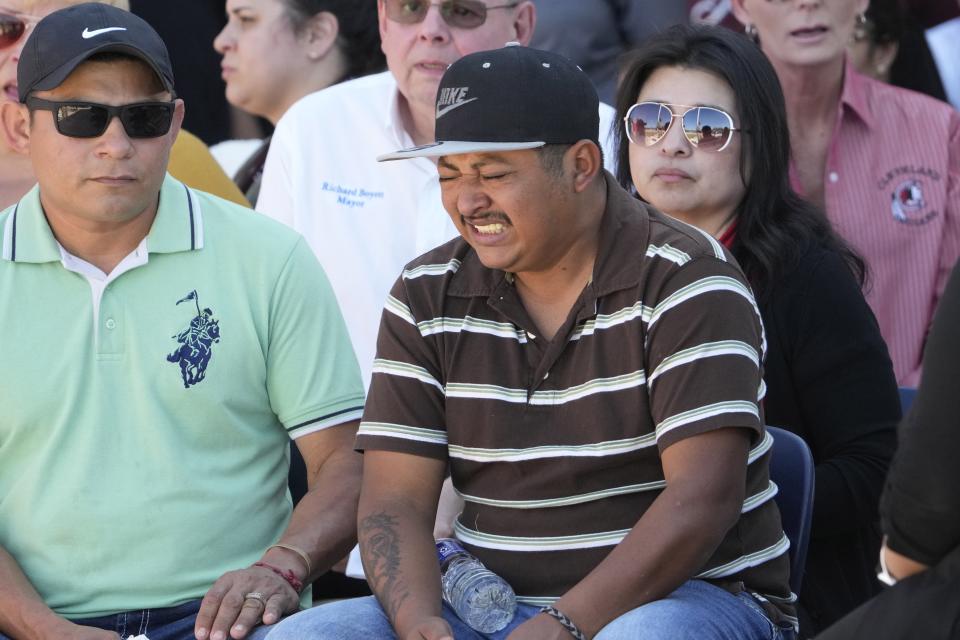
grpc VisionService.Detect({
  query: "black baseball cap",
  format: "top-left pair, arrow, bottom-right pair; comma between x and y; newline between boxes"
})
17,2 -> 175,103
377,43 -> 599,161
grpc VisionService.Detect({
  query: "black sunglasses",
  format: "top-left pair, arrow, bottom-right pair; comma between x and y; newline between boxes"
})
385,0 -> 519,29
25,98 -> 175,139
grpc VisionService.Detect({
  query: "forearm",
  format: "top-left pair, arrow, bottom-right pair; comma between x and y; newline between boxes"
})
555,485 -> 740,637
0,545 -> 70,640
261,447 -> 363,583
359,497 -> 443,637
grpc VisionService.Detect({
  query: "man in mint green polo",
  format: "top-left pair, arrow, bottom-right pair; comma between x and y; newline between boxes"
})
0,5 -> 364,640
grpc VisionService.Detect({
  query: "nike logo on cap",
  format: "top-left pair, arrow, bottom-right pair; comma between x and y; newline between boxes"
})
436,87 -> 477,119
81,27 -> 127,39
436,97 -> 477,118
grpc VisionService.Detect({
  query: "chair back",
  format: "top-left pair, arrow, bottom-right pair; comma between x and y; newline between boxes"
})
766,426 -> 815,595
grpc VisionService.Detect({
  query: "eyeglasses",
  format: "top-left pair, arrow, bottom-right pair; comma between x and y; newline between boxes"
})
384,0 -> 519,29
0,11 -> 39,50
624,101 -> 741,152
25,98 -> 175,139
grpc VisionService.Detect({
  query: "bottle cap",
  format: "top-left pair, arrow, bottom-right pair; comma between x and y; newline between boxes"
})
436,538 -> 468,565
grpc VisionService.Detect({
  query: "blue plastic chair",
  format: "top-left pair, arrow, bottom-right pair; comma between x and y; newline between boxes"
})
766,426 -> 815,595
898,387 -> 917,415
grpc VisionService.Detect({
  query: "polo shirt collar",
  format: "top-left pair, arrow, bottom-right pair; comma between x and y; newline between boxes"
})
447,172 -> 649,299
383,75 -> 441,176
1,185 -> 59,263
147,174 -> 205,254
840,56 -> 875,129
1,173 -> 203,263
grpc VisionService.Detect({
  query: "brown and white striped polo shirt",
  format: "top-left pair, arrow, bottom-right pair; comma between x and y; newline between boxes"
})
356,173 -> 794,622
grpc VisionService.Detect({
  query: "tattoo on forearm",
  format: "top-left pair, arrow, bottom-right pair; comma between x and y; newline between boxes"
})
360,511 -> 409,622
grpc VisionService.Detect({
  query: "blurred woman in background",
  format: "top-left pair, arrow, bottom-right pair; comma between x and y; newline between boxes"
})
615,24 -> 900,637
214,0 -> 384,203
729,0 -> 960,389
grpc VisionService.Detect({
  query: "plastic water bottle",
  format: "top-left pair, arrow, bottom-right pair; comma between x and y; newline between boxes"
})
437,538 -> 517,632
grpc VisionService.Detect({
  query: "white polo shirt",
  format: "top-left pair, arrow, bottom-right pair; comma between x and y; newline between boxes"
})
256,71 -> 618,389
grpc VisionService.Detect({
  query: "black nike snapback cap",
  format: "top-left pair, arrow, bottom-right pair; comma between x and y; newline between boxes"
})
17,2 -> 175,103
377,43 -> 599,161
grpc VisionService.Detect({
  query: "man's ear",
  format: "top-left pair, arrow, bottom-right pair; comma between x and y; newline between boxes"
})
568,139 -> 603,194
1,101 -> 32,156
304,11 -> 339,61
169,98 -> 186,142
512,1 -> 536,46
377,0 -> 389,48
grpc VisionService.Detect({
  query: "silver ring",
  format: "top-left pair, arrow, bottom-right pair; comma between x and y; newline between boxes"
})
243,591 -> 267,606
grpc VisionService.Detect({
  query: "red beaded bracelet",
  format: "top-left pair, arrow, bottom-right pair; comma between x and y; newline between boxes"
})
253,561 -> 304,593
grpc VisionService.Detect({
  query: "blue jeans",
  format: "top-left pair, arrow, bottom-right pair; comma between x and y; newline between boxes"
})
0,599 -> 275,640
264,580 -> 793,639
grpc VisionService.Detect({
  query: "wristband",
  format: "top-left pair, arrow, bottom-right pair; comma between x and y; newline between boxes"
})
540,605 -> 587,640
267,542 -> 313,577
253,560 -> 304,593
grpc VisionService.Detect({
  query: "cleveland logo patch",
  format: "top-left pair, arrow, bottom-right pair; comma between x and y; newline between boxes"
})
167,290 -> 221,388
891,179 -> 926,223
436,86 -> 477,118
877,165 -> 941,226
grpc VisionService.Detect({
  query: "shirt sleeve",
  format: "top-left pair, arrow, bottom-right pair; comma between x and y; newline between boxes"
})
776,249 -> 899,537
254,114 -> 296,227
266,237 -> 366,439
354,275 -> 449,461
882,261 -> 960,566
645,256 -> 765,452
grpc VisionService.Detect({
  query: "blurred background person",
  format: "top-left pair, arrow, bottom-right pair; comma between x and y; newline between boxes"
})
729,0 -> 960,388
529,0 -> 686,104
130,0 -> 235,145
213,0 -> 384,202
847,0 -> 948,101
615,24 -> 900,637
0,0 -> 248,207
818,261 -> 960,640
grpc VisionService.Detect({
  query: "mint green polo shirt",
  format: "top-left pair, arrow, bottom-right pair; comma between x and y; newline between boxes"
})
0,175 -> 365,617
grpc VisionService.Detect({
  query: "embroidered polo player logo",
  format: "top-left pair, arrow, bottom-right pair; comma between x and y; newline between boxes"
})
167,290 -> 221,388
891,179 -> 926,223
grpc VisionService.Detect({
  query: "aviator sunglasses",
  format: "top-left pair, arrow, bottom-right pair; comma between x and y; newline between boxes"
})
624,101 -> 741,152
25,98 -> 176,139
0,10 -> 39,49
385,0 -> 519,29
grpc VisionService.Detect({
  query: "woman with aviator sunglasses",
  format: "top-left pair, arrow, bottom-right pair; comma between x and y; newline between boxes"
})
0,0 -> 249,208
615,24 -> 900,638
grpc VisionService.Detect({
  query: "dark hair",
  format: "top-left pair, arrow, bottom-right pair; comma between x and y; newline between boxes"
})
868,0 -> 949,102
614,24 -> 865,301
282,0 -> 385,80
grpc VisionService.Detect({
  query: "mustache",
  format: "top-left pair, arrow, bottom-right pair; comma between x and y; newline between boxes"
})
462,211 -> 511,225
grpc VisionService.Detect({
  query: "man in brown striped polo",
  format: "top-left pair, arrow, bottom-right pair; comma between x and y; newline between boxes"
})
265,44 -> 795,640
